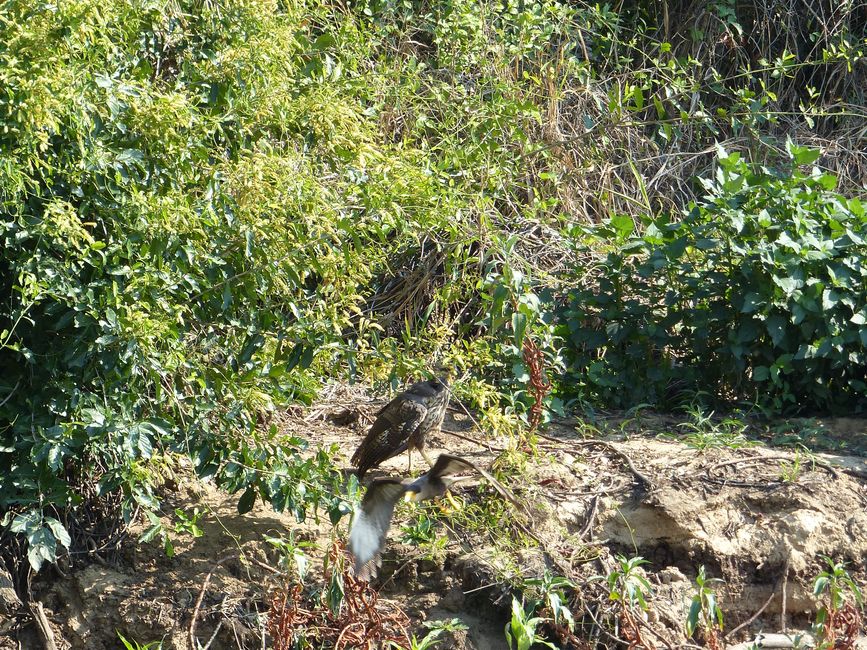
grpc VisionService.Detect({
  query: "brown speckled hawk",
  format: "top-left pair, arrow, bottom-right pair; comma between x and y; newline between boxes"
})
351,378 -> 449,479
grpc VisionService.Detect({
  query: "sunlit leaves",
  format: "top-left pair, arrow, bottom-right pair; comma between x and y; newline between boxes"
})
5,511 -> 71,571
562,148 -> 867,412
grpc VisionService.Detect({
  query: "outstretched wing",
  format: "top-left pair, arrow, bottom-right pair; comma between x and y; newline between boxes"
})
348,478 -> 408,579
430,453 -> 525,512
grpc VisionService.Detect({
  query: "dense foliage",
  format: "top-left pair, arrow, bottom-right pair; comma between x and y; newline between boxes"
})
0,0 -> 864,576
560,145 -> 867,412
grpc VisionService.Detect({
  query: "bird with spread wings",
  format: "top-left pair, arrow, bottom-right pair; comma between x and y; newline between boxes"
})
348,453 -> 523,580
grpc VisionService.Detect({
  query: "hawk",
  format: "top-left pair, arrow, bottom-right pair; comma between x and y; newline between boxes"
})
351,378 -> 449,479
348,453 -> 521,579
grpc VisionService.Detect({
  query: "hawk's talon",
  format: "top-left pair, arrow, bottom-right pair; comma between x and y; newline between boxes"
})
445,491 -> 462,511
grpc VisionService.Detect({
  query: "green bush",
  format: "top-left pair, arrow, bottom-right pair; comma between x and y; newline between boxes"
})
1,0 -> 864,580
0,0 -> 372,572
561,144 -> 867,413
0,0 -> 554,575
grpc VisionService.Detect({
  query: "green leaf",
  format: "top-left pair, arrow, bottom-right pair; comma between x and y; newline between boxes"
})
27,528 -> 57,572
686,599 -> 701,636
237,487 -> 257,514
741,293 -> 763,313
45,518 -> 71,549
772,275 -> 802,296
512,312 -> 527,346
786,141 -> 821,165
610,214 -> 634,240
813,576 -> 829,596
765,315 -> 787,346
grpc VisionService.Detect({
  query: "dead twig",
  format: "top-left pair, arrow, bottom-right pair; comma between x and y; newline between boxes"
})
723,585 -> 777,640
583,602 -> 642,649
189,554 -> 235,649
30,601 -> 60,650
781,556 -> 790,634
576,440 -> 653,490
440,427 -> 503,453
577,495 -> 600,540
376,549 -> 428,591
445,397 -> 494,453
200,618 -> 224,650
701,454 -> 840,480
245,556 -> 282,575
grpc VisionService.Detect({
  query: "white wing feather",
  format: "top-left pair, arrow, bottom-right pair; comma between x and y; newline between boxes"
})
349,479 -> 407,578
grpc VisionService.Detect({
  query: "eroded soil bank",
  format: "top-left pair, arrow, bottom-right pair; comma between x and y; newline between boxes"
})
3,389 -> 866,649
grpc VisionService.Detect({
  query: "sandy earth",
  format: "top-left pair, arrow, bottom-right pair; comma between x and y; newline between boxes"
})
2,386 -> 866,649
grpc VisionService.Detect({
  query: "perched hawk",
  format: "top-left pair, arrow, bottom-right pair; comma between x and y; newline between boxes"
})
351,378 -> 449,479
348,453 -> 521,580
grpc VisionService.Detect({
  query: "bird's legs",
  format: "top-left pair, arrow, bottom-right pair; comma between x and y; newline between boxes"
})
441,489 -> 463,512
440,476 -> 472,513
407,445 -> 436,475
419,446 -> 435,469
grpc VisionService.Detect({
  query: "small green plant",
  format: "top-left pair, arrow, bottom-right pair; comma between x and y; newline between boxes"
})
779,452 -> 804,483
400,510 -> 439,546
265,532 -> 315,583
399,508 -> 449,566
602,556 -> 653,611
591,555 -> 653,646
391,618 -> 469,650
138,507 -> 206,558
172,508 -> 204,539
524,572 -> 576,633
686,566 -> 725,648
139,511 -> 175,558
323,541 -> 346,617
505,597 -> 556,650
670,407 -> 755,451
117,633 -> 163,650
812,557 -> 864,649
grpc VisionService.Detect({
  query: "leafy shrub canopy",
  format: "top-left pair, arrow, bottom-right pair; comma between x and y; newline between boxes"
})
561,145 -> 867,413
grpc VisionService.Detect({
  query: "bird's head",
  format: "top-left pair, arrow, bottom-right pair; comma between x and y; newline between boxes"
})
405,375 -> 450,399
427,376 -> 449,391
404,488 -> 422,503
428,362 -> 453,387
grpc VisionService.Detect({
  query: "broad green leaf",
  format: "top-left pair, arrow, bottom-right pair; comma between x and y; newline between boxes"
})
512,312 -> 527,346
610,214 -> 634,240
237,487 -> 257,514
786,142 -> 821,165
